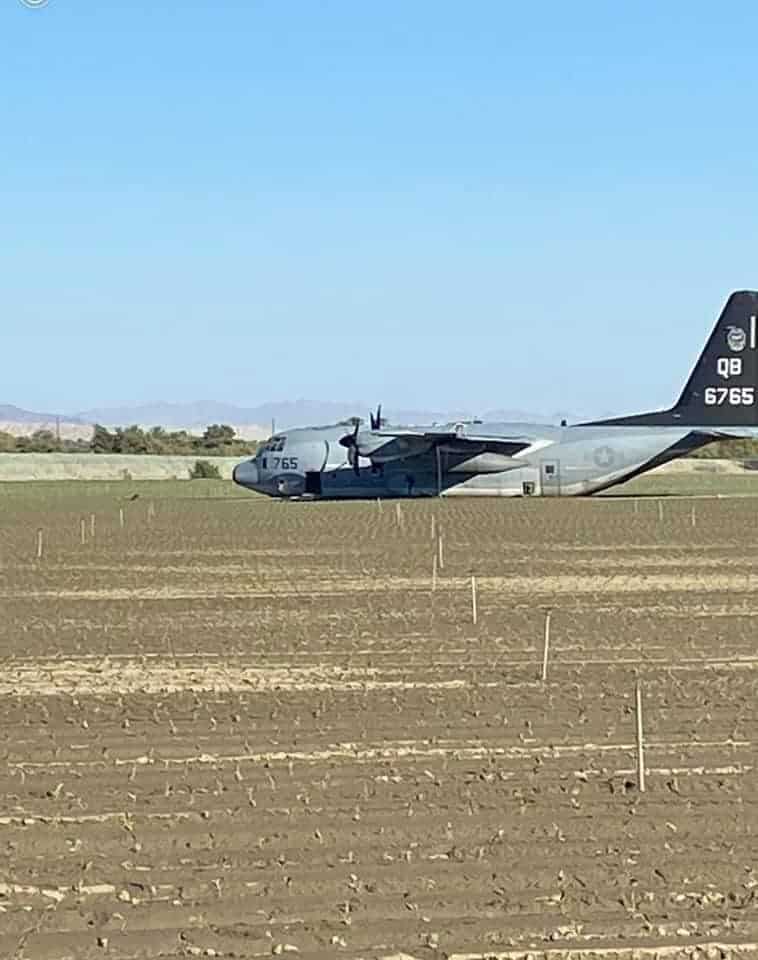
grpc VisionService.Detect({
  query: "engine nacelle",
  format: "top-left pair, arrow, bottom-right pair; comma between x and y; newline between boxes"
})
357,435 -> 433,464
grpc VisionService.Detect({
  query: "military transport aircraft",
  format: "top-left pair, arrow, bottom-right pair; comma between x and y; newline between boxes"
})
233,290 -> 758,499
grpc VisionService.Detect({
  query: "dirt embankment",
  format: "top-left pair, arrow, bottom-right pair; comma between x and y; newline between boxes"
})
0,453 -> 243,481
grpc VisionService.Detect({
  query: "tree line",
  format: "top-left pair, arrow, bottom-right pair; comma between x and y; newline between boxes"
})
1,423 -> 757,461
0,424 -> 259,456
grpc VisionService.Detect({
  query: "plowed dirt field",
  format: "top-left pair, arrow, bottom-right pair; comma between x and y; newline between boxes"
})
1,487 -> 757,960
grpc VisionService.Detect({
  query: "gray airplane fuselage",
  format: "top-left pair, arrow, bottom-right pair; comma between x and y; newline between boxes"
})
231,421 -> 749,499
233,291 -> 758,499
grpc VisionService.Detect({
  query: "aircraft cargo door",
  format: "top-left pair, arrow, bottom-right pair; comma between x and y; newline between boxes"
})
540,460 -> 561,496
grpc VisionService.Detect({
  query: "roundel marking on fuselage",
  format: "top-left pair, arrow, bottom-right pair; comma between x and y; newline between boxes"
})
593,445 -> 615,468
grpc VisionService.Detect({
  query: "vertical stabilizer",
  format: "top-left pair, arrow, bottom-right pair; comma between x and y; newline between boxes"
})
584,291 -> 758,427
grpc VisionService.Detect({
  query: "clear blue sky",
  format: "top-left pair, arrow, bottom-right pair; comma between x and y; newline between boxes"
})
3,1 -> 758,417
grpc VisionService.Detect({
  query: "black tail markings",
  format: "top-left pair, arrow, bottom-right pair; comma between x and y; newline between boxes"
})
585,290 -> 758,428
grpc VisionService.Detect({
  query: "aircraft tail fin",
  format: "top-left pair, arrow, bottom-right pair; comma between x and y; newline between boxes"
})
585,290 -> 758,428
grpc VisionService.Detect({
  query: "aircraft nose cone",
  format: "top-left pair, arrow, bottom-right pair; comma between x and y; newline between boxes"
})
233,460 -> 259,488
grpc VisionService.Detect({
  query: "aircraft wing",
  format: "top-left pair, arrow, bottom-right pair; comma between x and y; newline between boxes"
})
371,428 -> 534,456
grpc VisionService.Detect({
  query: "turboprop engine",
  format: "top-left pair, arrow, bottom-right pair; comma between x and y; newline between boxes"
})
361,434 -> 433,463
339,418 -> 432,474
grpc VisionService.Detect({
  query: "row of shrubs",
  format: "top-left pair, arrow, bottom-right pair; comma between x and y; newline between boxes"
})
3,423 -> 756,472
0,423 -> 259,457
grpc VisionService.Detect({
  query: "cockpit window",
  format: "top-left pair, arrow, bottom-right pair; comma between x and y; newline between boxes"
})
259,436 -> 287,453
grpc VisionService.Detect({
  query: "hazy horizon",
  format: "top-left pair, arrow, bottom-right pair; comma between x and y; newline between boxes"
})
0,397 -> 602,431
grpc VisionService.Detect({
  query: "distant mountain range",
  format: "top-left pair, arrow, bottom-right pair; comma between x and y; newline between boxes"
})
0,404 -> 85,425
1,399 -> 593,439
73,399 -> 581,429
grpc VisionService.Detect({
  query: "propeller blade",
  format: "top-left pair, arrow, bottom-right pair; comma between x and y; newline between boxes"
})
339,417 -> 361,449
345,443 -> 360,476
339,418 -> 363,474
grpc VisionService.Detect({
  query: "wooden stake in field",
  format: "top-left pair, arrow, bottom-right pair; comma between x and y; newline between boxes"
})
471,575 -> 478,625
36,528 -> 43,560
119,507 -> 125,530
395,502 -> 403,529
80,518 -> 86,545
691,503 -> 696,528
635,679 -> 646,793
376,498 -> 382,514
90,513 -> 96,538
147,502 -> 155,523
657,499 -> 664,523
541,611 -> 551,682
431,515 -> 436,542
437,532 -> 444,570
432,550 -> 438,591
